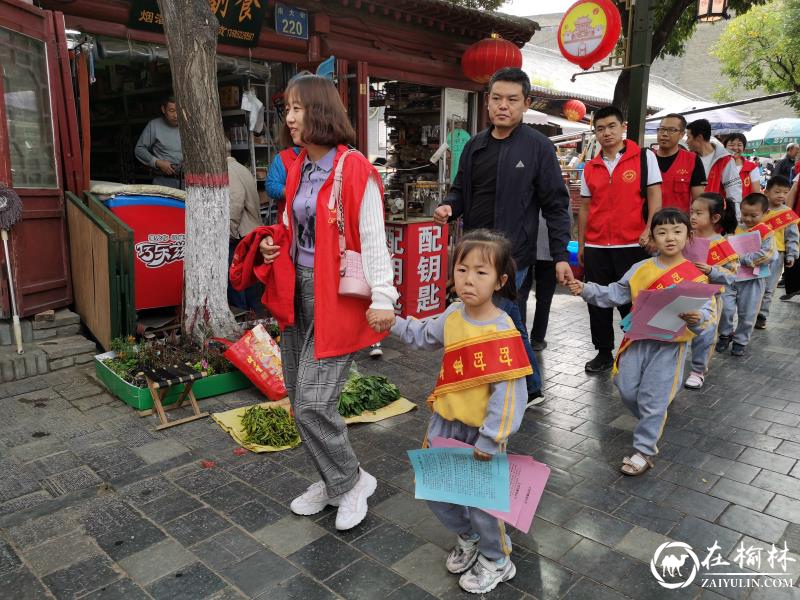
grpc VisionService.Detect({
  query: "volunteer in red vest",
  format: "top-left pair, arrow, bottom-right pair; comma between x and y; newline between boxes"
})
725,132 -> 761,195
259,75 -> 397,531
578,105 -> 662,373
655,113 -> 706,212
686,119 -> 743,217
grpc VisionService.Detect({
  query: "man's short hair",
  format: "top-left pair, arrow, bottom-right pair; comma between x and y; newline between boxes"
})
488,67 -> 531,100
687,119 -> 712,141
742,192 -> 769,212
726,132 -> 747,147
787,143 -> 798,151
594,106 -> 624,124
766,174 -> 791,190
162,95 -> 176,106
661,113 -> 687,129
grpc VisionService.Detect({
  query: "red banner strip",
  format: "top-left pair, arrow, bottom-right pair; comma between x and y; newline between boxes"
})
184,172 -> 230,187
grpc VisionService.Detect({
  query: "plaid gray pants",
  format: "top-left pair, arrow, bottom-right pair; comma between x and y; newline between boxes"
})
280,266 -> 360,497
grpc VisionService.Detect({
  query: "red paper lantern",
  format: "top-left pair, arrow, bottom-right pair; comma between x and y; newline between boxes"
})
563,99 -> 587,121
461,34 -> 523,85
557,0 -> 622,71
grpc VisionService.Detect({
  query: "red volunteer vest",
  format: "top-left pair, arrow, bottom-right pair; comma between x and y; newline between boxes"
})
283,145 -> 387,359
660,149 -> 696,212
705,154 -> 733,196
583,139 -> 646,246
276,148 -> 300,215
738,159 -> 758,195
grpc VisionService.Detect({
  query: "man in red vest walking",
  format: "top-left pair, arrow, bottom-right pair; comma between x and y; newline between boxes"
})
578,106 -> 662,373
686,119 -> 742,217
655,114 -> 706,212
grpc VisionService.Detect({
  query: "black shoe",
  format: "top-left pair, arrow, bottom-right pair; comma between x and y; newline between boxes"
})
777,277 -> 785,288
731,343 -> 746,357
754,316 -> 767,330
531,339 -> 547,352
585,352 -> 613,373
780,292 -> 799,301
715,335 -> 732,353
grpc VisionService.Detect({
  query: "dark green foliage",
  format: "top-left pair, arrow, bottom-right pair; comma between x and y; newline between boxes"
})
337,371 -> 401,418
240,405 -> 301,447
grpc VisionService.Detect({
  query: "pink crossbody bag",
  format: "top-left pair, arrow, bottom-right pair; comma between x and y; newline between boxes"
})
330,149 -> 372,299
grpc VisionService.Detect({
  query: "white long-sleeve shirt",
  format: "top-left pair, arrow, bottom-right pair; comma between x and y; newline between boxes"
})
360,177 -> 399,311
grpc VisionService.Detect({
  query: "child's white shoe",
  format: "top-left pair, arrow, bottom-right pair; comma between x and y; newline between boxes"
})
684,372 -> 705,389
459,554 -> 516,594
446,534 -> 480,574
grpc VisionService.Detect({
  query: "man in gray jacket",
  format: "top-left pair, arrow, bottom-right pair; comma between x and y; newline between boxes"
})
134,96 -> 183,188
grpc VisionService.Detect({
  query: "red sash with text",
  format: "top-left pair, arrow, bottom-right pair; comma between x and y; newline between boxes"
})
429,330 -> 532,401
748,222 -> 774,241
763,207 -> 800,234
708,238 -> 738,267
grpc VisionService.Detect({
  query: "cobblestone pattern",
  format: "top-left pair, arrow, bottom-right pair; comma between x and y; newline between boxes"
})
1,294 -> 799,599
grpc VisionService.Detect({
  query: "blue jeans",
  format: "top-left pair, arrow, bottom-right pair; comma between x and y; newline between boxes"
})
497,290 -> 542,396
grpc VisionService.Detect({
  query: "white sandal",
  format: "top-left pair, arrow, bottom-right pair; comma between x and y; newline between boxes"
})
621,452 -> 654,476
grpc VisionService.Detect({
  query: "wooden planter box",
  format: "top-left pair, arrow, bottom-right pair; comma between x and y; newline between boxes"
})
95,351 -> 253,411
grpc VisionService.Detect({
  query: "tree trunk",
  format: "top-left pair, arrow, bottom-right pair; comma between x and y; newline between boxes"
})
158,0 -> 239,341
612,68 -> 632,119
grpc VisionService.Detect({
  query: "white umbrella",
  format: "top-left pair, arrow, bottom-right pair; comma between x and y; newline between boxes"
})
523,109 -> 550,125
645,101 -> 754,135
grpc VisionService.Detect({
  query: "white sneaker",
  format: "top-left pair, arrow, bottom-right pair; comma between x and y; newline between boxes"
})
369,343 -> 383,358
446,535 -> 480,574
335,468 -> 377,530
525,392 -> 545,410
459,554 -> 516,594
290,480 -> 340,516
684,372 -> 705,389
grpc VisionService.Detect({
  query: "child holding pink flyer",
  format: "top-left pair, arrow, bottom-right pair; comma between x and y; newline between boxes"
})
567,209 -> 714,476
684,192 -> 740,389
391,230 -> 531,594
716,193 -> 776,357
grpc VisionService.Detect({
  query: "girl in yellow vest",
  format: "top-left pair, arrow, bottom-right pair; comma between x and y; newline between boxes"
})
567,209 -> 714,476
392,230 -> 531,594
685,193 -> 740,389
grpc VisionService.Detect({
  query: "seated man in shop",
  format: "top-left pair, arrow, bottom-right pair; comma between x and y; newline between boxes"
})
134,95 -> 183,189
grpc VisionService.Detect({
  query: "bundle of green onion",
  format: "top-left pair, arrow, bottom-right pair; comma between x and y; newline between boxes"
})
240,405 -> 300,447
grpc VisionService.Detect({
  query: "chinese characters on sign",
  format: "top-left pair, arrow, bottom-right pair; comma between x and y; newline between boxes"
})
134,233 -> 185,269
385,222 -> 448,319
128,0 -> 267,47
275,2 -> 309,40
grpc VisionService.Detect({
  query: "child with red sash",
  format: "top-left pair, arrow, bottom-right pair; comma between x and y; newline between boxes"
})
392,230 -> 531,595
568,209 -> 713,476
685,193 -> 740,389
756,176 -> 799,328
716,193 -> 776,356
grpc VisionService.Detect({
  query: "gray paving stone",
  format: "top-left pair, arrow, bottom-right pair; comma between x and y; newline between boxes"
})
373,491 -> 432,529
24,531 -> 100,575
739,447 -> 796,475
613,526 -> 671,564
563,507 -> 634,546
0,566 -> 51,599
221,547 -> 299,596
326,556 -> 406,599
559,538 -> 637,585
563,577 -> 631,600
752,470 -> 800,501
0,490 -> 52,518
663,485 -> 729,521
256,574 -> 338,600
0,541 -> 21,576
42,554 -> 121,599
118,538 -> 195,586
191,527 -> 263,570
709,478 -> 775,512
163,508 -> 230,547
80,578 -> 151,600
96,517 -> 167,561
353,522 -> 427,565
287,533 -> 362,581
146,562 -> 226,600
132,439 -> 190,465
669,516 -> 742,556
253,514 -> 328,558
391,543 -> 457,598
719,505 -> 789,544
138,490 -> 203,525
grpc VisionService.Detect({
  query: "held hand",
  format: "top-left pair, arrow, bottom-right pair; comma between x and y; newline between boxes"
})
753,254 -> 772,266
258,236 -> 280,264
567,279 -> 584,296
694,262 -> 712,275
555,261 -> 573,285
679,311 -> 701,325
155,159 -> 175,176
473,448 -> 492,462
433,205 -> 452,226
366,308 -> 395,333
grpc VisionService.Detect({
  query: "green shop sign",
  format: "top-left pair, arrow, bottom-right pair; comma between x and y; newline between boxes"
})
128,0 -> 267,47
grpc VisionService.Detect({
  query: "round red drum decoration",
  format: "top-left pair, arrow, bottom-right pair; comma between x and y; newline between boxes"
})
461,34 -> 523,85
563,99 -> 587,121
557,0 -> 622,71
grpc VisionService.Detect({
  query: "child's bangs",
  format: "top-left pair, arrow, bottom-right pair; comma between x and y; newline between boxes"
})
453,240 -> 498,269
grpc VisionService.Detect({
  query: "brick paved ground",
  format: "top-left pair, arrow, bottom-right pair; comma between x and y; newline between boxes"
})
1,292 -> 800,599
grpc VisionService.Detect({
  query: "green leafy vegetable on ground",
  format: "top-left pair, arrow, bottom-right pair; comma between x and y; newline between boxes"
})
337,368 -> 401,418
240,405 -> 300,447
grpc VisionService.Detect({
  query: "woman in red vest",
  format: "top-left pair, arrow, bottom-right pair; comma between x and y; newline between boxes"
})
726,133 -> 761,195
259,75 -> 398,531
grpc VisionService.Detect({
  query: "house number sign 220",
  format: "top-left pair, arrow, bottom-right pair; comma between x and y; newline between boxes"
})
275,3 -> 309,40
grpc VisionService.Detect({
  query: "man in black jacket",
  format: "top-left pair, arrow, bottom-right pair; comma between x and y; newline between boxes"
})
774,143 -> 799,181
434,68 -> 572,285
434,68 -> 572,407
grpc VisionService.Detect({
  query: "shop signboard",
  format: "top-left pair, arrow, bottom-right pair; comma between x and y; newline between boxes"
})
128,0 -> 267,48
386,222 -> 448,320
275,2 -> 309,40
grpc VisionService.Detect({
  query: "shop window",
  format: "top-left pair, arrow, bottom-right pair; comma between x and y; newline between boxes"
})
1,27 -> 57,189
